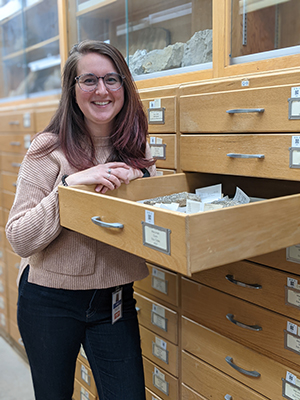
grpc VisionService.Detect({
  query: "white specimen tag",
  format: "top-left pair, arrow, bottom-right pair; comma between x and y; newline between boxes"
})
112,287 -> 122,324
292,136 -> 300,147
81,365 -> 90,385
292,87 -> 300,98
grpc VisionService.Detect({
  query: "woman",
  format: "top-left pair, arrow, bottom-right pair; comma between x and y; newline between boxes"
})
5,40 -> 156,400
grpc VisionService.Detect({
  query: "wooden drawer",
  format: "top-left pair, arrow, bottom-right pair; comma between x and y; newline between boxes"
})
156,169 -> 176,176
182,351 -> 268,400
180,82 -> 300,133
139,325 -> 179,377
146,387 -> 164,400
1,154 -> 24,173
2,173 -> 17,194
181,134 -> 300,181
0,111 -> 35,133
59,172 -> 300,276
249,248 -> 300,275
182,316 -> 300,400
2,191 -> 15,210
141,96 -> 177,134
148,134 -> 177,169
6,250 -> 20,290
143,357 -> 178,400
75,359 -> 97,396
34,105 -> 58,133
181,276 -> 300,368
191,260 -> 300,322
134,292 -> 178,345
77,345 -> 89,367
8,292 -> 17,324
0,227 -> 4,248
9,319 -> 24,350
134,263 -> 179,307
0,134 -> 32,154
181,383 -> 206,400
73,378 -> 98,400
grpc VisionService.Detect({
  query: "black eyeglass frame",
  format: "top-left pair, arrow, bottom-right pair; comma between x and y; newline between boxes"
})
75,72 -> 126,92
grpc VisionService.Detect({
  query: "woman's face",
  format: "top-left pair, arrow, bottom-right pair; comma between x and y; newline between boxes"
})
75,52 -> 125,136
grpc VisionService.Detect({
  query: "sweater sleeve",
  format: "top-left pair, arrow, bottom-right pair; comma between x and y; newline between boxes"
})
5,134 -> 63,258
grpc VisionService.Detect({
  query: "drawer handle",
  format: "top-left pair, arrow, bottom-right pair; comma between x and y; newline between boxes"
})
91,216 -> 124,229
9,121 -> 20,125
227,153 -> 265,159
10,141 -> 21,146
226,313 -> 262,331
224,395 -> 232,400
226,108 -> 265,114
11,162 -> 22,167
225,274 -> 262,290
135,307 -> 140,313
225,356 -> 260,378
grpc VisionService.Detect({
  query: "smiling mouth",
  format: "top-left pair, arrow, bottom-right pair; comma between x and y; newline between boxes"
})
93,101 -> 110,106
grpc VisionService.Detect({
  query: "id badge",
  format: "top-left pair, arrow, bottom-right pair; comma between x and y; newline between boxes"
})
112,286 -> 122,324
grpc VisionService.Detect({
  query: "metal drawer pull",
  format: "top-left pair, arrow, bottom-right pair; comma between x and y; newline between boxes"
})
12,182 -> 17,187
9,121 -> 20,125
227,153 -> 265,159
225,274 -> 262,290
224,395 -> 232,400
91,216 -> 124,229
226,108 -> 265,114
135,307 -> 140,313
11,162 -> 22,167
225,356 -> 260,378
226,313 -> 262,331
10,141 -> 21,146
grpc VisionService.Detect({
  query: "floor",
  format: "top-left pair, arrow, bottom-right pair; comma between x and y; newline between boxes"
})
0,335 -> 35,400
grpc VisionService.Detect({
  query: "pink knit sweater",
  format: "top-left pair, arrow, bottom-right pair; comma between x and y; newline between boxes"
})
5,132 -> 156,290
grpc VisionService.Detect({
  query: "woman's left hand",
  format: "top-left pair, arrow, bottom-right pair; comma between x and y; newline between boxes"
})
95,166 -> 143,194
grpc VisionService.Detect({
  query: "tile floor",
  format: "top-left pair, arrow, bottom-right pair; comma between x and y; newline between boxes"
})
0,335 -> 35,400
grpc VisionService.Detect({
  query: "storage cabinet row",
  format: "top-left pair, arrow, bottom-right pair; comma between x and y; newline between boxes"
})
2,68 -> 300,399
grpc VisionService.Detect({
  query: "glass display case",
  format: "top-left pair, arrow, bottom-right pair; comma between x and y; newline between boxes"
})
68,0 -> 213,80
231,0 -> 300,64
0,0 -> 61,101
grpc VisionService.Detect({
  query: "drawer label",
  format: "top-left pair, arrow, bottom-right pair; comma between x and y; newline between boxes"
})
286,286 -> 300,309
287,245 -> 300,264
80,386 -> 90,400
285,330 -> 300,355
283,380 -> 300,400
148,108 -> 165,124
142,222 -> 171,255
150,144 -> 166,159
80,365 -> 91,386
151,304 -> 168,332
152,339 -> 169,364
152,275 -> 168,295
153,367 -> 169,395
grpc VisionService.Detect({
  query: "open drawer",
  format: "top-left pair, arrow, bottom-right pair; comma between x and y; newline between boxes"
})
58,173 -> 300,276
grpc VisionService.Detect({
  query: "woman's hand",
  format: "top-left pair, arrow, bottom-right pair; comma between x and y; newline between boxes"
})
64,162 -> 143,194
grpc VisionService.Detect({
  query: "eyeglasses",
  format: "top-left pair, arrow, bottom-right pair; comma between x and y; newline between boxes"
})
75,73 -> 125,92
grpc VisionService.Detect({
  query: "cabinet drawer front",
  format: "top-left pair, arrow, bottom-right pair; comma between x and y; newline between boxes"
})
0,112 -> 35,133
181,384 -> 206,400
146,387 -> 164,400
58,173 -> 300,276
143,357 -> 178,400
148,134 -> 177,169
141,96 -> 177,134
181,134 -> 299,181
1,154 -> 24,173
75,359 -> 97,396
249,249 -> 300,275
134,263 -> 179,307
0,227 -> 4,249
139,325 -> 179,377
182,317 -> 299,399
182,351 -> 267,400
2,192 -> 15,210
134,292 -> 178,345
34,106 -> 58,133
9,319 -> 24,350
180,85 -> 300,133
181,277 -> 300,368
191,260 -> 300,322
73,379 -> 97,400
2,173 -> 17,194
0,134 -> 32,154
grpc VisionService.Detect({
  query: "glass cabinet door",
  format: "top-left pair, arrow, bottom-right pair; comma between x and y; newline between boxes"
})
231,0 -> 300,64
0,0 -> 61,101
68,0 -> 212,80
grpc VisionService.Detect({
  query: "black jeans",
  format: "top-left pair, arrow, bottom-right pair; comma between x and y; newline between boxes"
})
17,266 -> 146,400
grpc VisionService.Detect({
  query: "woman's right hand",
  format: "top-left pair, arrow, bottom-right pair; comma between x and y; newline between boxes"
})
64,162 -> 131,193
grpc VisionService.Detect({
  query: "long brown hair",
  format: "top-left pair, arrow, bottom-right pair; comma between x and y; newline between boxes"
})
38,40 -> 154,170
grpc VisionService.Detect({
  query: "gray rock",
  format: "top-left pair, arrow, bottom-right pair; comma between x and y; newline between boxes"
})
182,29 -> 213,66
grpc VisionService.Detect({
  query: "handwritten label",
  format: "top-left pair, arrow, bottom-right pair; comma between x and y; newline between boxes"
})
142,222 -> 171,255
